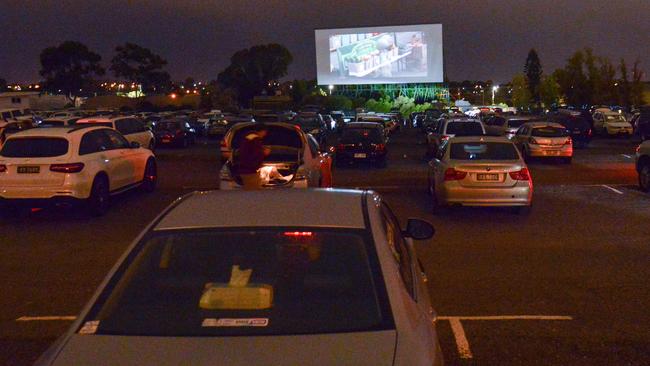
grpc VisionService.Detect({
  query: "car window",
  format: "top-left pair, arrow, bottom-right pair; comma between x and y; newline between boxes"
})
532,126 -> 568,137
79,130 -> 111,155
450,142 -> 520,160
115,119 -> 131,135
380,204 -> 414,299
340,128 -> 382,143
131,118 -> 146,133
0,137 -> 69,157
105,129 -> 131,149
82,229 -> 393,336
445,122 -> 484,136
436,140 -> 448,160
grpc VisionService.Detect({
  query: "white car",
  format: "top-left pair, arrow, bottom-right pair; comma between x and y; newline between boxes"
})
36,189 -> 443,366
220,122 -> 333,189
592,110 -> 633,136
635,140 -> 650,192
0,126 -> 157,216
40,117 -> 81,127
76,116 -> 156,150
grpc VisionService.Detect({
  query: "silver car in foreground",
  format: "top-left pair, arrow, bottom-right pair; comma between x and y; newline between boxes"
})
428,136 -> 533,213
37,189 -> 443,366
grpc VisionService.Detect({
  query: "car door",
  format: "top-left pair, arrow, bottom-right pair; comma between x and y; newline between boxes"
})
380,204 -> 439,362
307,134 -> 333,187
79,130 -> 125,191
302,134 -> 322,187
431,141 -> 449,189
103,129 -> 141,187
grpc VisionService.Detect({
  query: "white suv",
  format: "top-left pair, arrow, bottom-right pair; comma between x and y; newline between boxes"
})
76,116 -> 156,150
0,126 -> 157,216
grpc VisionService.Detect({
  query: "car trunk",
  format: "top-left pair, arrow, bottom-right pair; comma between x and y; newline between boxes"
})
0,137 -> 71,187
452,161 -> 524,188
227,125 -> 304,187
52,330 -> 397,366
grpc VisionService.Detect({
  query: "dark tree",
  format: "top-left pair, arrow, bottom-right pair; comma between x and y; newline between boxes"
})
39,41 -> 105,102
218,44 -> 293,106
110,43 -> 171,94
524,49 -> 542,105
619,58 -> 631,107
184,77 -> 196,89
0,78 -> 7,92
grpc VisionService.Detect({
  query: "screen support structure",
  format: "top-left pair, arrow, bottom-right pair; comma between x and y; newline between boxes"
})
328,83 -> 450,103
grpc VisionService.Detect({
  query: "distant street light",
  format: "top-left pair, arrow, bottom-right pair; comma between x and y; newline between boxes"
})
328,84 -> 334,95
492,85 -> 499,105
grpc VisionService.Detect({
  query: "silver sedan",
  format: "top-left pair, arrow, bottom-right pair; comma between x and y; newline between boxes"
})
427,136 -> 533,213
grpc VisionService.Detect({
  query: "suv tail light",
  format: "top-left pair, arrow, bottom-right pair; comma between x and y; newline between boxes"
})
337,143 -> 345,151
0,164 -> 6,173
509,168 -> 531,181
443,168 -> 467,181
50,163 -> 85,173
374,143 -> 385,151
564,137 -> 572,145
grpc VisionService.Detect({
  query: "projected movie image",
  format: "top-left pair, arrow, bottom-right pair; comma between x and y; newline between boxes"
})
315,24 -> 443,85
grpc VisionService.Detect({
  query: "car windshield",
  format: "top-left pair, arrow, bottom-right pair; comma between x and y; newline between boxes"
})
532,127 -> 568,137
605,114 -> 626,122
0,137 -> 69,157
84,229 -> 390,336
232,126 -> 303,149
450,142 -> 520,160
507,119 -> 531,128
155,121 -> 181,131
341,128 -> 383,143
445,122 -> 484,136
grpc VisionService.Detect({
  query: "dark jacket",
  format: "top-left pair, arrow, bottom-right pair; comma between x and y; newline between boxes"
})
237,133 -> 265,174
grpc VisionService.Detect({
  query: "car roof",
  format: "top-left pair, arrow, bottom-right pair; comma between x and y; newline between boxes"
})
344,122 -> 383,128
155,189 -> 367,230
449,135 -> 514,144
4,125 -> 107,138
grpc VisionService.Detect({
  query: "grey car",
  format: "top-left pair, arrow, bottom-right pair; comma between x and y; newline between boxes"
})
36,189 -> 443,366
428,136 -> 533,213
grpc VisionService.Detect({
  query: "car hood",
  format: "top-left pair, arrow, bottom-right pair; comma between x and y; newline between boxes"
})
49,330 -> 396,366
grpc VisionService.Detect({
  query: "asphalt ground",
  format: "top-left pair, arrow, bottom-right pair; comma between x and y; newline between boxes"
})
1,129 -> 649,365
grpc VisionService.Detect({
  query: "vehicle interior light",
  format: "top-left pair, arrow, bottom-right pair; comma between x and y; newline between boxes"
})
284,231 -> 313,237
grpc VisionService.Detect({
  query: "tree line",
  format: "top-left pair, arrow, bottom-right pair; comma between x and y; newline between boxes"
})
512,48 -> 645,110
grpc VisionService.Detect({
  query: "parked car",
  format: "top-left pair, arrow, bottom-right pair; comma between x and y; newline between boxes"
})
634,105 -> 650,141
39,117 -> 81,127
548,111 -> 592,147
76,116 -> 155,150
35,189 -> 442,366
427,136 -> 533,213
335,122 -> 388,168
220,122 -> 333,189
0,120 -> 34,147
153,118 -> 196,148
635,140 -> 650,192
592,109 -> 633,136
484,115 -> 542,139
0,126 -> 156,216
290,113 -> 329,146
425,118 -> 485,158
512,122 -> 573,163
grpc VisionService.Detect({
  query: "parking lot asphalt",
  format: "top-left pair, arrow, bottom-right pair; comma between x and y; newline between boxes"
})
1,129 -> 649,365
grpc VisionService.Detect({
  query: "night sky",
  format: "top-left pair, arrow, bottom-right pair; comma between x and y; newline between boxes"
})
1,0 -> 648,83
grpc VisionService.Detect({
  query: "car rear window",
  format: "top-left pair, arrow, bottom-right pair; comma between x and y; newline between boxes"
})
506,119 -> 531,128
341,128 -> 383,143
155,121 -> 181,131
445,122 -> 484,136
0,137 -> 69,157
532,127 -> 568,137
232,126 -> 302,149
85,229 -> 392,336
450,142 -> 519,160
78,122 -> 113,128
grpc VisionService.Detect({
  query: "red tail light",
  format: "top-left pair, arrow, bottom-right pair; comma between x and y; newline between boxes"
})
587,129 -> 592,136
337,143 -> 345,151
509,167 -> 531,181
220,140 -> 227,148
529,137 -> 539,144
374,143 -> 385,151
50,163 -> 84,173
284,231 -> 313,237
443,168 -> 467,181
0,164 -> 6,173
564,137 -> 572,145
441,135 -> 451,141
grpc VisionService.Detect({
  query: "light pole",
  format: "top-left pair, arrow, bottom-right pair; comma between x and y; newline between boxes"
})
492,85 -> 499,105
328,84 -> 334,96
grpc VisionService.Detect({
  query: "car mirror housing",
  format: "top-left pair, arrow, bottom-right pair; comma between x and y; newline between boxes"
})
404,218 -> 435,240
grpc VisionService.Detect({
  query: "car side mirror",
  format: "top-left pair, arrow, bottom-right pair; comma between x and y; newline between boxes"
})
130,141 -> 141,149
404,218 -> 435,240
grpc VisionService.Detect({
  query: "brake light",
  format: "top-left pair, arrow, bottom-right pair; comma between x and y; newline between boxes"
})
337,143 -> 345,151
0,164 -> 6,173
284,231 -> 313,237
587,129 -> 593,136
441,135 -> 450,141
374,143 -> 385,151
443,168 -> 467,181
50,163 -> 84,173
529,137 -> 539,144
565,137 -> 572,145
509,168 -> 531,181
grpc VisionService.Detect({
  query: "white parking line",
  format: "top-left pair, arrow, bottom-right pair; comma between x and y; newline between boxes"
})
602,184 -> 624,194
621,154 -> 632,159
16,316 -> 76,321
437,315 -> 573,360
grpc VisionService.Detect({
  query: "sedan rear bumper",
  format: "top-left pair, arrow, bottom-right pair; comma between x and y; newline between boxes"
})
439,182 -> 532,206
527,144 -> 573,157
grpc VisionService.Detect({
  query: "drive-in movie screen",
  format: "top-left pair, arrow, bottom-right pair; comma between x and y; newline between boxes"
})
315,24 -> 443,85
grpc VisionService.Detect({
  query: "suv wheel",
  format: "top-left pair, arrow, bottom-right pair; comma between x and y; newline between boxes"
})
87,176 -> 110,216
639,162 -> 650,192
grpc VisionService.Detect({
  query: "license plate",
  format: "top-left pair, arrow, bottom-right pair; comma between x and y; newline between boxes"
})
162,138 -> 171,143
354,153 -> 367,158
477,173 -> 499,181
18,166 -> 40,174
